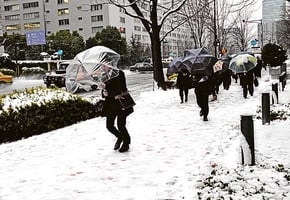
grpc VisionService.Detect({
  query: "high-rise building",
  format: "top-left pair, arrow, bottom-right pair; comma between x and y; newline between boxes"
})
262,0 -> 288,44
0,0 -> 193,57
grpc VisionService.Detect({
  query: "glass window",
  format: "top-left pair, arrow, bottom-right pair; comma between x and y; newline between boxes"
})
6,24 -> 21,31
23,12 -> 40,20
58,8 -> 69,16
24,22 -> 41,29
23,2 -> 39,9
5,14 -> 20,21
59,19 -> 69,26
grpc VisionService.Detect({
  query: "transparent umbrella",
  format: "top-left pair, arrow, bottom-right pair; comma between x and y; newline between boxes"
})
66,46 -> 120,93
229,52 -> 257,74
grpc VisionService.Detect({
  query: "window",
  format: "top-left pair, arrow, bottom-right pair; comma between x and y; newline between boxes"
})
134,34 -> 141,40
78,17 -> 82,20
24,22 -> 40,29
134,26 -> 141,31
57,0 -> 69,4
79,28 -> 83,31
5,14 -> 20,21
23,2 -> 39,9
4,5 -> 20,11
23,12 -> 40,20
58,8 -> 69,16
120,17 -> 125,23
91,15 -> 103,22
91,4 -> 102,11
59,19 -> 69,26
6,24 -> 21,31
92,26 -> 103,33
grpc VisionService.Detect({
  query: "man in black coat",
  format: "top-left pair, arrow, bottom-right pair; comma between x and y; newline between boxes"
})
240,70 -> 255,98
102,69 -> 134,153
194,75 -> 211,121
176,68 -> 192,103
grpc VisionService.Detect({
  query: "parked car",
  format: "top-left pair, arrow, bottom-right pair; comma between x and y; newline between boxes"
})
129,62 -> 153,72
0,72 -> 13,84
43,61 -> 70,88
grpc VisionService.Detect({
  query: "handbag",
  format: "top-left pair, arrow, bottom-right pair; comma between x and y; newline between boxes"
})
115,91 -> 136,109
95,99 -> 106,117
254,78 -> 259,87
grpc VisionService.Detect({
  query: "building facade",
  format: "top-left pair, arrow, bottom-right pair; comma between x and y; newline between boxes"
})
262,0 -> 288,44
0,0 -> 194,58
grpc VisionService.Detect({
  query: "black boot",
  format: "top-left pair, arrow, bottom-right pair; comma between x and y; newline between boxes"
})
119,143 -> 129,153
114,138 -> 122,150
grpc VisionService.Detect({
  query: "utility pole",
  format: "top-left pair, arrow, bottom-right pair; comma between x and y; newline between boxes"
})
213,0 -> 219,57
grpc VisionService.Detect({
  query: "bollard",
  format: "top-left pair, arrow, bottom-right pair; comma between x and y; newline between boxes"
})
272,83 -> 278,104
262,93 -> 270,125
241,115 -> 255,165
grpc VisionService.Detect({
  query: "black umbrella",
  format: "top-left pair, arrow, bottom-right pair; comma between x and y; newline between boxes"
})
182,48 -> 217,76
167,57 -> 190,76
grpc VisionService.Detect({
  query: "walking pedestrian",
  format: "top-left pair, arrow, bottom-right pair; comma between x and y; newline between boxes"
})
240,70 -> 255,98
194,75 -> 211,121
176,68 -> 192,103
101,68 -> 134,153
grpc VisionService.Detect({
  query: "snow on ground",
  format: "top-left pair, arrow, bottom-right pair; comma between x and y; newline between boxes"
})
0,69 -> 290,199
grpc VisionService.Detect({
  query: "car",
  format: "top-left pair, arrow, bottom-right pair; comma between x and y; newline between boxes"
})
50,52 -> 59,60
129,62 -> 153,72
43,61 -> 70,88
0,72 -> 13,84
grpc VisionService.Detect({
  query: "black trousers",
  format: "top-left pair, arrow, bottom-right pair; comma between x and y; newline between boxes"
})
106,112 -> 131,144
179,88 -> 189,102
195,91 -> 209,118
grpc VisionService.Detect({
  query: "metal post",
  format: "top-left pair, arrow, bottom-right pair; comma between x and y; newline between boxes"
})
241,115 -> 255,165
262,93 -> 270,125
272,83 -> 278,104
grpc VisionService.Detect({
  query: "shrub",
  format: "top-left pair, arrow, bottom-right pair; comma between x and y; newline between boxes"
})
0,68 -> 15,76
0,87 -> 101,144
262,43 -> 287,67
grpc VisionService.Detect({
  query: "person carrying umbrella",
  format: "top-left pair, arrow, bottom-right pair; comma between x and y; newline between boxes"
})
240,69 -> 256,98
176,67 -> 192,103
229,52 -> 258,99
101,64 -> 134,153
194,75 -> 211,121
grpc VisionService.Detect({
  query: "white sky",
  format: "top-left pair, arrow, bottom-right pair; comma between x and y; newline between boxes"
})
0,68 -> 290,199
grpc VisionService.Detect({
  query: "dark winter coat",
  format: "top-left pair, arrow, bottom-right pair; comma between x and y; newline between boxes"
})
103,70 -> 134,116
176,71 -> 192,89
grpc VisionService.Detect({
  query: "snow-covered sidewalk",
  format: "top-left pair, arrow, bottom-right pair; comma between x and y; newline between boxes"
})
0,70 -> 290,199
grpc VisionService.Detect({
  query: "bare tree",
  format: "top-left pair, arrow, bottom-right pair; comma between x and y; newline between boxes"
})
182,0 -> 212,49
108,0 -> 187,89
276,5 -> 290,50
219,0 -> 258,52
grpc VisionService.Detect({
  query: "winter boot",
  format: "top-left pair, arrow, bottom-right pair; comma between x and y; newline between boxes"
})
114,138 -> 122,150
119,143 -> 129,153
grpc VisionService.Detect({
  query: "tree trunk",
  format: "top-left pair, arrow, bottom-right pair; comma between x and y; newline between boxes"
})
151,34 -> 166,90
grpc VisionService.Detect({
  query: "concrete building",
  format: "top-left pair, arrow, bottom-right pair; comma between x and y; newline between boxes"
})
0,0 -> 193,58
262,0 -> 288,44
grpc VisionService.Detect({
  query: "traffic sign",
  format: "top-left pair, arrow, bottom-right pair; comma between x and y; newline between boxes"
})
57,50 -> 63,56
251,39 -> 257,46
26,31 -> 46,46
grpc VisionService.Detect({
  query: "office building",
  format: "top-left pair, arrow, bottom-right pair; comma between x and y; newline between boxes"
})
0,0 -> 193,57
262,0 -> 288,44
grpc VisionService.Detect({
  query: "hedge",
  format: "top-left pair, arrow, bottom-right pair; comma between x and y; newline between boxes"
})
0,87 -> 101,144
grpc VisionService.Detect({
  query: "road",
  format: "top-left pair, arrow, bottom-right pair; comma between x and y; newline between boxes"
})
0,71 -> 156,97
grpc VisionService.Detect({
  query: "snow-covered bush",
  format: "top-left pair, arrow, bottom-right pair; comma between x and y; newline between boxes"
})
196,164 -> 290,199
256,103 -> 290,121
0,87 -> 100,144
0,68 -> 15,76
